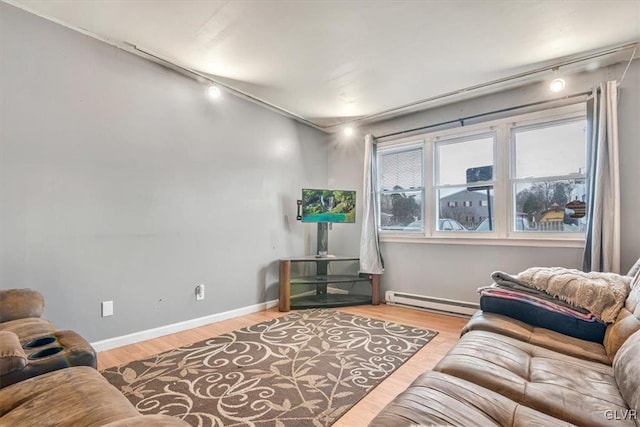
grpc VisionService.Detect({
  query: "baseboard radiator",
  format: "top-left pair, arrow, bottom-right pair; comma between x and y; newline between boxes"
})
385,291 -> 479,316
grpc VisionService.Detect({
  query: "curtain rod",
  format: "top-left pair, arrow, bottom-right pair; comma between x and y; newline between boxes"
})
373,91 -> 592,140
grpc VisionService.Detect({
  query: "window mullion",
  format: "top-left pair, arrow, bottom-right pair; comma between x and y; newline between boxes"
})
492,124 -> 509,238
424,137 -> 434,236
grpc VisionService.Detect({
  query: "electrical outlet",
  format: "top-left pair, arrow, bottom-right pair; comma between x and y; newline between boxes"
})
102,301 -> 113,317
195,284 -> 205,301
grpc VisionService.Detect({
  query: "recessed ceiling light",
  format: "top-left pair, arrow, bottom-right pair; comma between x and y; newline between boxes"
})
207,85 -> 222,99
344,126 -> 354,136
549,78 -> 566,92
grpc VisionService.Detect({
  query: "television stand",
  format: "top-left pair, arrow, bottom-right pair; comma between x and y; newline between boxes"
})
278,256 -> 380,312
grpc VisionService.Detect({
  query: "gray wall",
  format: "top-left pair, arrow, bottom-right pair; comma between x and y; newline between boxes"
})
329,60 -> 640,303
617,60 -> 640,272
1,3 -> 328,342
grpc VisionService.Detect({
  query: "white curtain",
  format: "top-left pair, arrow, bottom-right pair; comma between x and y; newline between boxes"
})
359,134 -> 384,274
583,80 -> 621,273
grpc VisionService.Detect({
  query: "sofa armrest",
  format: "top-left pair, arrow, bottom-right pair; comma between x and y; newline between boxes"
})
0,289 -> 45,322
0,331 -> 27,376
627,257 -> 640,278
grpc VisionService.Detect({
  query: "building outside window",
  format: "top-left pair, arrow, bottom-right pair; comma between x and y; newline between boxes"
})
441,190 -> 493,230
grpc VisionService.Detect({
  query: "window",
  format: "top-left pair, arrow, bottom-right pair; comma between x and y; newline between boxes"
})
378,142 -> 424,231
376,103 -> 587,244
511,118 -> 587,233
435,133 -> 495,231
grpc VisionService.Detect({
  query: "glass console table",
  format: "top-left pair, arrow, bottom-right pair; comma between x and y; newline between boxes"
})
278,256 -> 380,311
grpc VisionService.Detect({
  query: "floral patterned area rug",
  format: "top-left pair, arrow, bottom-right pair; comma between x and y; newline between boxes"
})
101,309 -> 437,427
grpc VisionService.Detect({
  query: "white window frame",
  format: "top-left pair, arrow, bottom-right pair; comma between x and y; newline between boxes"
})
377,140 -> 425,232
433,131 -> 497,236
377,103 -> 587,248
508,113 -> 588,239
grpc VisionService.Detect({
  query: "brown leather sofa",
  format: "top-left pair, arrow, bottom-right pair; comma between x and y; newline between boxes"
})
0,366 -> 190,426
0,289 -> 189,426
0,288 -> 56,338
371,260 -> 640,426
0,288 -> 97,386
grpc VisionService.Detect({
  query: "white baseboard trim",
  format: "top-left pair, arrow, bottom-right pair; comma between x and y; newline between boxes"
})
385,290 -> 478,317
91,298 -> 279,353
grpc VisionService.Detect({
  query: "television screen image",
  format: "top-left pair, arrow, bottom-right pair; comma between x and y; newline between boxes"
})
301,189 -> 356,223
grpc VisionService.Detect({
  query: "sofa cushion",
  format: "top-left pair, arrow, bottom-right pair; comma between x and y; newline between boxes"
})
604,271 -> 640,360
462,311 -> 611,364
0,331 -> 26,377
368,371 -> 574,427
0,317 -> 56,340
0,289 -> 45,322
0,366 -> 140,426
614,330 -> 640,416
434,330 -> 634,426
0,366 -> 187,426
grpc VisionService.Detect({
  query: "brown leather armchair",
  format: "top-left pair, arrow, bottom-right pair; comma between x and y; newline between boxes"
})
0,288 -> 96,387
0,290 -> 188,425
0,366 -> 191,426
0,288 -> 54,338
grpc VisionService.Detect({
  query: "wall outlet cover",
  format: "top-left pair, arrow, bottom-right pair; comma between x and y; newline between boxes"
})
102,301 -> 114,317
196,284 -> 205,301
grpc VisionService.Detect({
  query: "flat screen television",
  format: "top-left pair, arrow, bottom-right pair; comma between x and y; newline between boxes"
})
301,189 -> 356,223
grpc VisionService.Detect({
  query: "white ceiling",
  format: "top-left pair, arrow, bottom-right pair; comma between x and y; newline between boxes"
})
8,0 -> 640,130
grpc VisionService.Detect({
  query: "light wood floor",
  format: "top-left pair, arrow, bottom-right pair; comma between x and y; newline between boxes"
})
98,304 -> 469,427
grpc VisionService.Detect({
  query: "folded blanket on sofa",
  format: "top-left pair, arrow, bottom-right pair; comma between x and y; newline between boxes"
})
478,286 -> 599,322
480,280 -> 590,313
491,268 -> 631,323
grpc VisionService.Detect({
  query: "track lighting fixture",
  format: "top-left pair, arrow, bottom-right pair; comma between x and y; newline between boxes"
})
549,68 -> 566,92
207,85 -> 222,99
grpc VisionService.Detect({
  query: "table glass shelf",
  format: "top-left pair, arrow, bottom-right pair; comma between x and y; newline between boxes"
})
278,256 -> 380,311
290,274 -> 371,285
